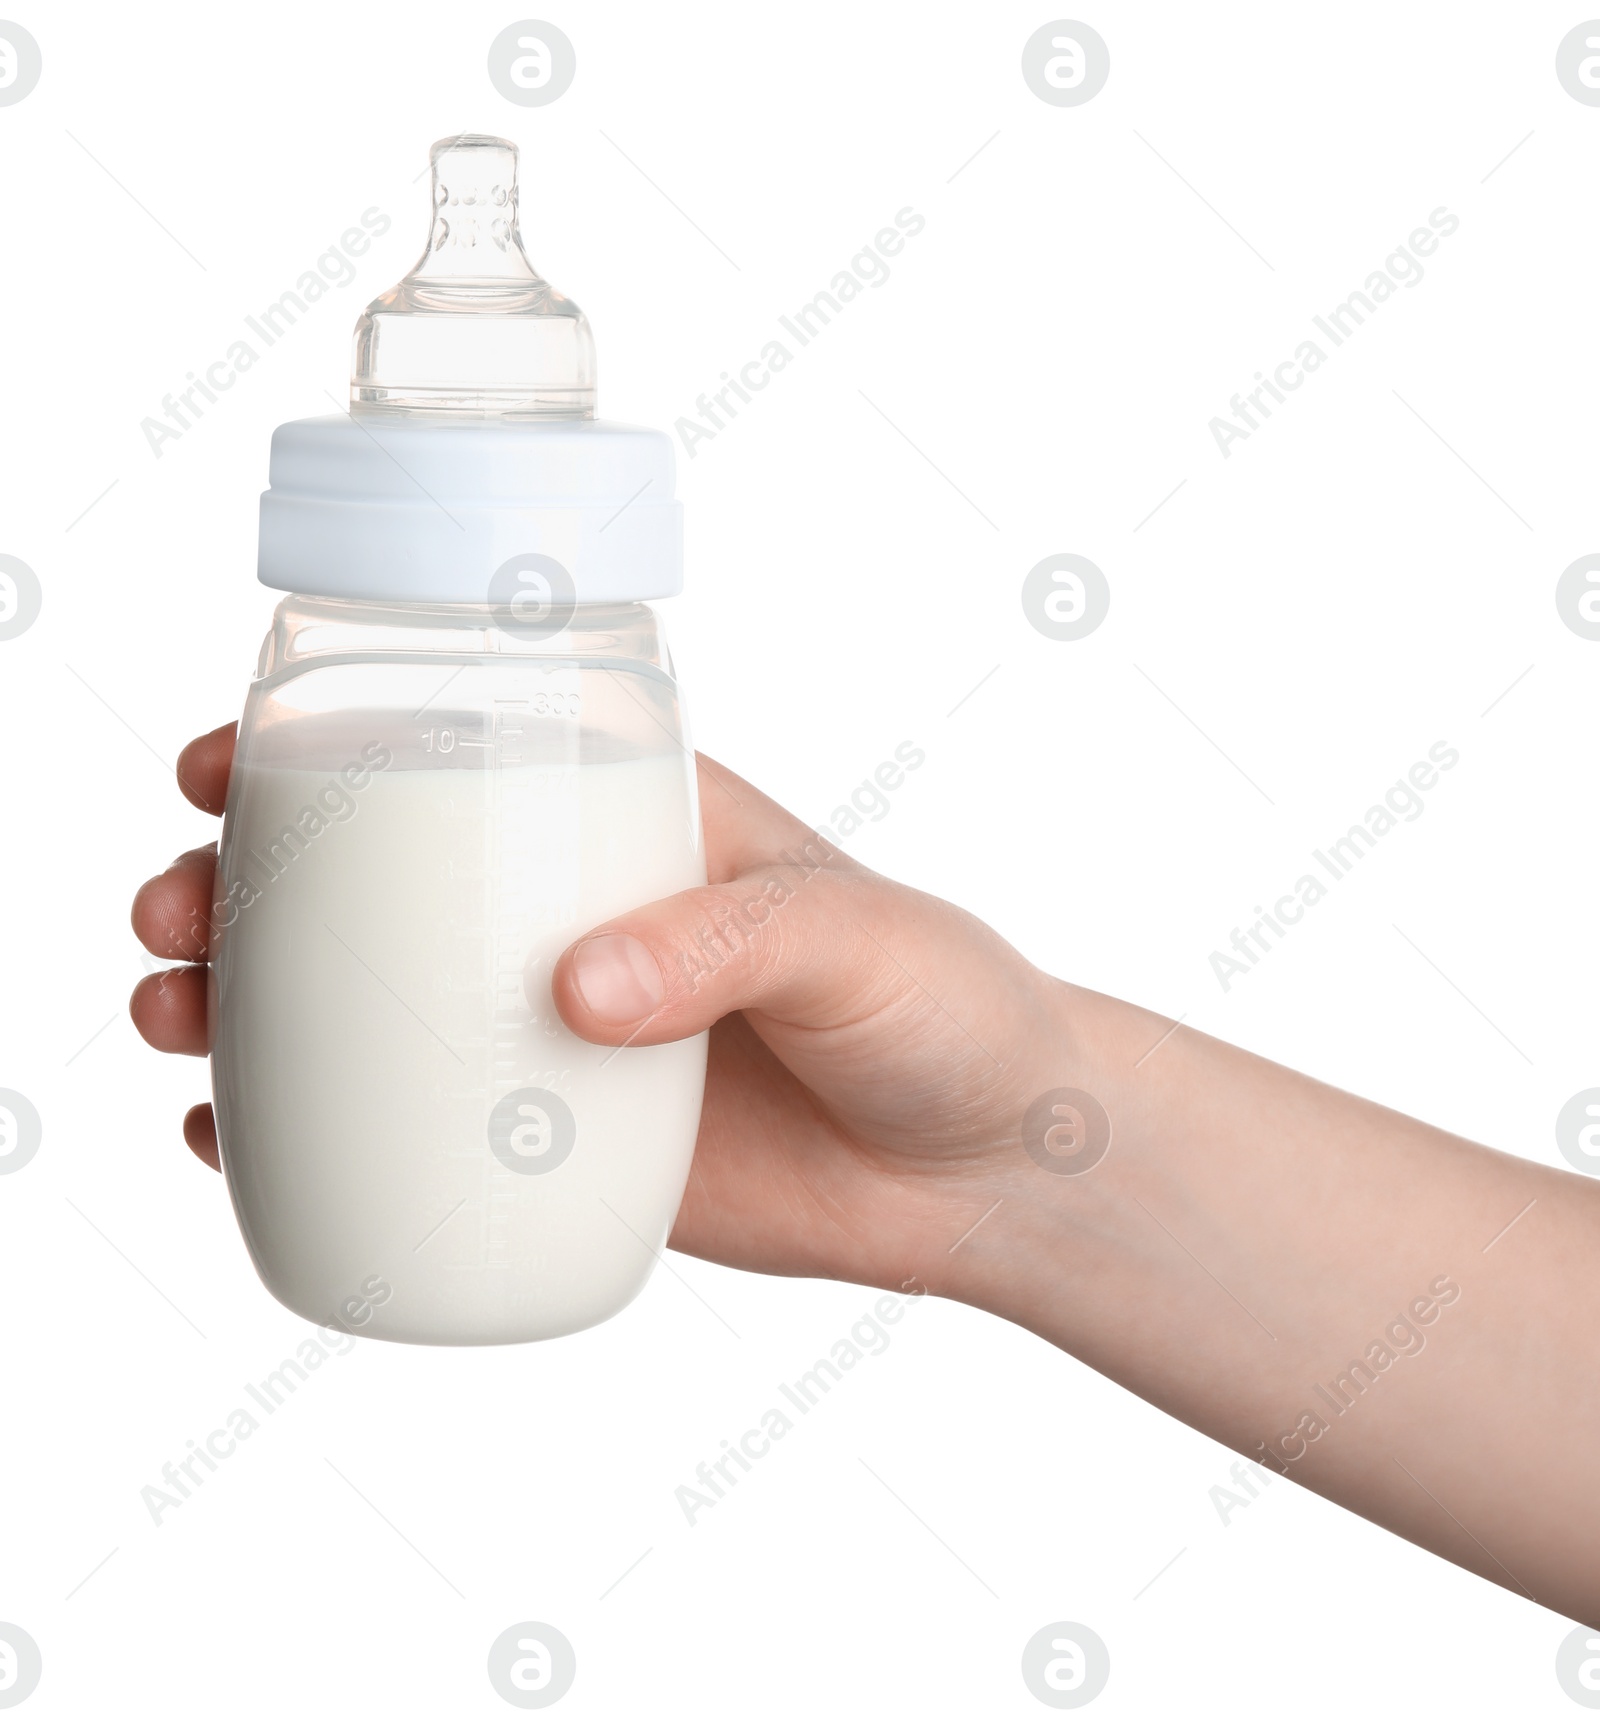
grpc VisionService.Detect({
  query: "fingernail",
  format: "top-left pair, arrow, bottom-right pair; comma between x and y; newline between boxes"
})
569,933 -> 664,1025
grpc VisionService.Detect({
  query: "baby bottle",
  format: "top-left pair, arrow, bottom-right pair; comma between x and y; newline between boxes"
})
210,135 -> 707,1346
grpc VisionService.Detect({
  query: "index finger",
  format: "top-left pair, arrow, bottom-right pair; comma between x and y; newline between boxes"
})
174,731 -> 824,871
695,751 -> 853,885
177,722 -> 236,815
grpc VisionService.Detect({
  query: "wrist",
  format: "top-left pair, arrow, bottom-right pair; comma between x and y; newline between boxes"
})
862,983 -> 1149,1301
919,980 -> 1175,1327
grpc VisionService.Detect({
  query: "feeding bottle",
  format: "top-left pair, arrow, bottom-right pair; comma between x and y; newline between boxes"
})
210,135 -> 706,1346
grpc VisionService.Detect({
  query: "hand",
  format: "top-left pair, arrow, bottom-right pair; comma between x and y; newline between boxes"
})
130,724 -> 1086,1294
130,727 -> 1600,1618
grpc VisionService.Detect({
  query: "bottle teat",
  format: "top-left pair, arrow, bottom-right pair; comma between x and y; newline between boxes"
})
351,134 -> 596,419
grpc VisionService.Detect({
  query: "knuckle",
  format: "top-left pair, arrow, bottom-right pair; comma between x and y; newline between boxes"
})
666,887 -> 772,998
663,843 -> 854,1001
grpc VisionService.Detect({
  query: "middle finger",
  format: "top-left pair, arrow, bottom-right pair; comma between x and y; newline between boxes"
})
132,845 -> 219,963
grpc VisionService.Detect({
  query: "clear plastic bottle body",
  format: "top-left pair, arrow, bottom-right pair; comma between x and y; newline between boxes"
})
211,597 -> 707,1345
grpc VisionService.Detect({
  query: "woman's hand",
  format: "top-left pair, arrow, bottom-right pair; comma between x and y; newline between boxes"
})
131,723 -> 1600,1619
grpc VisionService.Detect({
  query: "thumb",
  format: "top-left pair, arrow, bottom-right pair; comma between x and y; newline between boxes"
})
551,843 -> 888,1046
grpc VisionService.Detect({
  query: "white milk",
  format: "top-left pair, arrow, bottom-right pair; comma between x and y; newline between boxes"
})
212,745 -> 707,1345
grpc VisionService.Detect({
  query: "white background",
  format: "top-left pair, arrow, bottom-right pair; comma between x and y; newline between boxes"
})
1,0 -> 1596,1722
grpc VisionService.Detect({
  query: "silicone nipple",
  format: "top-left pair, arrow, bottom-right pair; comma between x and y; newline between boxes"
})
350,134 -> 596,418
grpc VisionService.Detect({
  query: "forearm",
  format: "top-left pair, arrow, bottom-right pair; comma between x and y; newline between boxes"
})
939,984 -> 1600,1620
